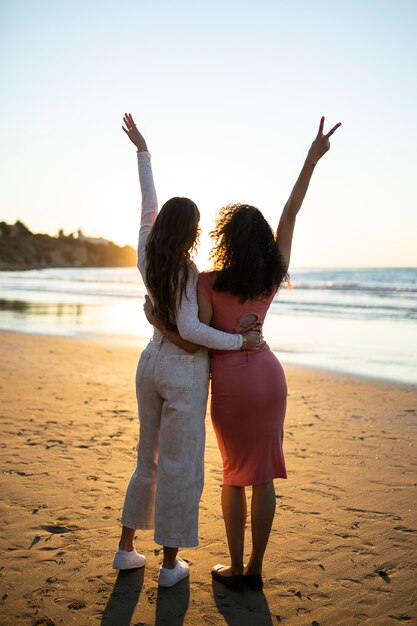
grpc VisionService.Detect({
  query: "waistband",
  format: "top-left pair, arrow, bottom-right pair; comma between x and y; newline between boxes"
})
146,335 -> 208,358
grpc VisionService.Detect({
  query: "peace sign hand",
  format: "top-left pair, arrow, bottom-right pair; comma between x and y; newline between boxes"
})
122,113 -> 148,152
307,116 -> 341,165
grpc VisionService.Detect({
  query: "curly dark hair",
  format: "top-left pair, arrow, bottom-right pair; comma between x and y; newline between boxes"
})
209,203 -> 288,301
145,197 -> 200,330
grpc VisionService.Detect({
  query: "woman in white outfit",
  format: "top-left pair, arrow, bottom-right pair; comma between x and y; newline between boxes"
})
112,114 -> 259,588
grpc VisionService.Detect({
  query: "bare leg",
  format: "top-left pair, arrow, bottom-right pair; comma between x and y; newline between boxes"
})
162,546 -> 179,569
220,485 -> 247,575
118,525 -> 136,551
246,481 -> 276,575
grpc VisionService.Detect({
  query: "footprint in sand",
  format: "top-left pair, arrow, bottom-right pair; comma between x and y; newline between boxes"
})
344,507 -> 393,520
394,525 -> 417,534
376,568 -> 391,583
295,607 -> 311,615
301,487 -> 340,500
67,599 -> 86,610
29,535 -> 42,549
53,596 -> 85,610
337,577 -> 362,590
294,509 -> 321,516
41,524 -> 80,534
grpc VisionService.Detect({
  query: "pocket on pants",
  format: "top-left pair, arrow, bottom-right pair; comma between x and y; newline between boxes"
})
160,355 -> 195,390
136,349 -> 152,387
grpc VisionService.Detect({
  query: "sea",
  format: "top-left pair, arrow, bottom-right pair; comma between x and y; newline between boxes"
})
0,267 -> 416,386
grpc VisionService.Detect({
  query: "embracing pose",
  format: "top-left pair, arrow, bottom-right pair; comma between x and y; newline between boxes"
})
146,116 -> 341,590
113,114 -> 259,588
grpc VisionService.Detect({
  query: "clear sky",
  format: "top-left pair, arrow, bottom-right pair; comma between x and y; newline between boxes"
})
1,0 -> 416,267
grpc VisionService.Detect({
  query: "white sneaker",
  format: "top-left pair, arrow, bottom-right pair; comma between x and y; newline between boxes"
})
158,556 -> 189,587
112,547 -> 146,570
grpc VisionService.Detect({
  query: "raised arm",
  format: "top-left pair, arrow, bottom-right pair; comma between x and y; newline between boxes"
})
277,116 -> 341,271
122,113 -> 158,278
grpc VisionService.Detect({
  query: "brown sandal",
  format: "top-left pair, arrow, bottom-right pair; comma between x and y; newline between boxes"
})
211,564 -> 244,591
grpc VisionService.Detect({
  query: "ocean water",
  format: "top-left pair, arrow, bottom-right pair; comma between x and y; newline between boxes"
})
0,267 -> 416,385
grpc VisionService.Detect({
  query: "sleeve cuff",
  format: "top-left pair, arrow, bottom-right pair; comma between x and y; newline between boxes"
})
137,150 -> 151,160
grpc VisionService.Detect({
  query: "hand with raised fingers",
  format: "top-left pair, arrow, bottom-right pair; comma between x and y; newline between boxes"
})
122,113 -> 148,152
307,116 -> 342,166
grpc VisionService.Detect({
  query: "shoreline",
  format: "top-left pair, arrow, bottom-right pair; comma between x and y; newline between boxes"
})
0,327 -> 415,391
281,358 -> 417,391
1,330 -> 417,624
2,265 -> 416,388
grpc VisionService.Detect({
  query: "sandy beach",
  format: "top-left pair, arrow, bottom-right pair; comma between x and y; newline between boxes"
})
0,330 -> 416,626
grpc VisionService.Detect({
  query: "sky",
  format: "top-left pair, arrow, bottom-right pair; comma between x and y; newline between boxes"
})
1,0 -> 416,268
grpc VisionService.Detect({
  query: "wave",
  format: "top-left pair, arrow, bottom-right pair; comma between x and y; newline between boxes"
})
273,300 -> 417,321
286,282 -> 417,293
1,267 -> 416,324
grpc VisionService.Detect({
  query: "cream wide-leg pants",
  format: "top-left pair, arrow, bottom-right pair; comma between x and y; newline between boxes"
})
121,338 -> 210,547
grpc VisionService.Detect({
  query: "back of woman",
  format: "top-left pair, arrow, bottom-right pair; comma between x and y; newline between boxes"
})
197,270 -> 287,487
199,273 -> 273,351
114,114 -> 253,589
197,116 -> 341,591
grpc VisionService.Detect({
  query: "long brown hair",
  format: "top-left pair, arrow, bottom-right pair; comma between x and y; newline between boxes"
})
145,197 -> 200,329
210,203 -> 288,302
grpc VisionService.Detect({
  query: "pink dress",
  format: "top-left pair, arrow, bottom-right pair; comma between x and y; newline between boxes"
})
197,272 -> 287,487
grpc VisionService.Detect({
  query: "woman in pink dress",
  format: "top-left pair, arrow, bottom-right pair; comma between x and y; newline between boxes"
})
197,116 -> 341,591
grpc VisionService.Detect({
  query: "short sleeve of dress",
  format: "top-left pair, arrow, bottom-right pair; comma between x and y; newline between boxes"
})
197,272 -> 213,303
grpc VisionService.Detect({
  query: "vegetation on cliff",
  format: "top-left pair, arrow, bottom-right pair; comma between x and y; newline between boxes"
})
0,221 -> 136,270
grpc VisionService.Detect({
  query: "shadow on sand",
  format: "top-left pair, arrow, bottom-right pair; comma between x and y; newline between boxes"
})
154,577 -> 190,625
212,579 -> 273,626
101,569 -> 190,626
101,568 -> 144,626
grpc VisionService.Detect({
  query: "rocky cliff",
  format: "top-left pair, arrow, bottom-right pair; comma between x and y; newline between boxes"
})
0,222 -> 136,270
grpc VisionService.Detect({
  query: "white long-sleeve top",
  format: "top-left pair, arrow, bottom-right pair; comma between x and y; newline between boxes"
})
136,151 -> 242,350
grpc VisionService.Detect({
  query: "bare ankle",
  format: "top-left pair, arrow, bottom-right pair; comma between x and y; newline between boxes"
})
245,559 -> 262,575
230,562 -> 244,575
162,546 -> 178,569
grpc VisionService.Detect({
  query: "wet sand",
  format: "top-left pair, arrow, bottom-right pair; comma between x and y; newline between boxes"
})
0,330 -> 416,625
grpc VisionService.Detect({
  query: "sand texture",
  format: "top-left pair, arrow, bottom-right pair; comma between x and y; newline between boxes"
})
0,331 -> 416,625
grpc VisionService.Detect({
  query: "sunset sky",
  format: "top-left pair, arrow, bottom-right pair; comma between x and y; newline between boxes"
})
1,0 -> 416,267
